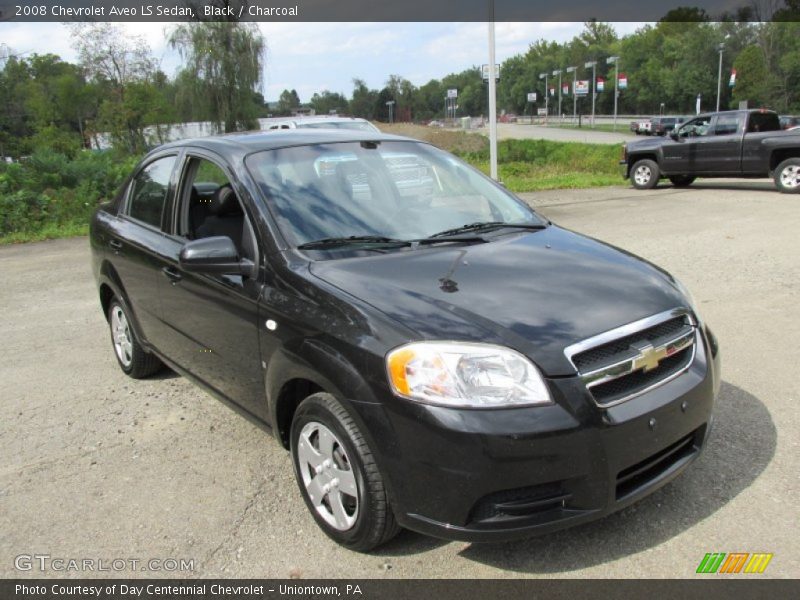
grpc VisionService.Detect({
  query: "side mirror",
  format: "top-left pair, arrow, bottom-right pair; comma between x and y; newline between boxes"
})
669,131 -> 680,141
179,236 -> 257,278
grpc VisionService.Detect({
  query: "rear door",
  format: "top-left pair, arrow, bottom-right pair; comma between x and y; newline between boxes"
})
155,151 -> 266,417
700,113 -> 745,173
104,152 -> 179,346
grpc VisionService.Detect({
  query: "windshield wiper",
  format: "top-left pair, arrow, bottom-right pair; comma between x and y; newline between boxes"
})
429,221 -> 547,238
297,234 -> 488,250
297,235 -> 407,250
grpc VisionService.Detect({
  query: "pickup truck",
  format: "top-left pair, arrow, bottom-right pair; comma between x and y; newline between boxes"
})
621,109 -> 800,193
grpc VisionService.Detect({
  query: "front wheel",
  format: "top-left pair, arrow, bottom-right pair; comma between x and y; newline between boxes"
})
774,158 -> 800,193
631,159 -> 660,190
290,392 -> 400,552
669,175 -> 696,188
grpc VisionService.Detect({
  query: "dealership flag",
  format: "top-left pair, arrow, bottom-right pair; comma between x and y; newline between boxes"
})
562,84 -> 570,95
618,73 -> 628,90
575,80 -> 589,96
596,77 -> 605,92
549,87 -> 555,96
729,69 -> 737,87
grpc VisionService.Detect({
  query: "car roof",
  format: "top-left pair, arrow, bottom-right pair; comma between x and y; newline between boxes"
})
154,129 -> 417,157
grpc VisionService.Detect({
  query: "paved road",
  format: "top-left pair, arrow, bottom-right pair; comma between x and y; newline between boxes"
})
1,180 -> 798,579
496,123 -> 635,144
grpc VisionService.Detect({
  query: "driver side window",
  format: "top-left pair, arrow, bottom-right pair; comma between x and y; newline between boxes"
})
175,157 -> 257,262
680,117 -> 712,138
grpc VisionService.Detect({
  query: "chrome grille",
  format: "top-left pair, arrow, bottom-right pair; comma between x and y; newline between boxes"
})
565,308 -> 696,407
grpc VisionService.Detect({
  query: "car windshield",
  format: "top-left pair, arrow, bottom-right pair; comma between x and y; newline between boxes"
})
295,121 -> 377,132
245,141 -> 544,249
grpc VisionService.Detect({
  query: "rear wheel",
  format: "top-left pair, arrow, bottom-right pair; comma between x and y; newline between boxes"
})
774,158 -> 800,193
669,175 -> 695,188
631,159 -> 660,190
290,392 -> 400,552
108,299 -> 163,378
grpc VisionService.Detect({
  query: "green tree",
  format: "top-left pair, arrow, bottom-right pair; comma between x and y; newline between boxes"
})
310,90 -> 348,115
349,79 -> 378,119
277,89 -> 301,115
169,19 -> 266,133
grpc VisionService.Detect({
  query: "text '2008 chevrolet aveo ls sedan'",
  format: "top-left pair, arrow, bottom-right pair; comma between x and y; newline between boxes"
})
90,129 -> 720,551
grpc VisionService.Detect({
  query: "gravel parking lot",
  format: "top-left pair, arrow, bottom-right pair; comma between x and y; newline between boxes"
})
1,179 -> 798,579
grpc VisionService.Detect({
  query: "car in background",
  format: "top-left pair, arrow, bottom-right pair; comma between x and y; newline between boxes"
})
780,115 -> 800,130
650,116 -> 686,136
264,116 -> 380,133
622,109 -> 800,193
631,118 -> 652,135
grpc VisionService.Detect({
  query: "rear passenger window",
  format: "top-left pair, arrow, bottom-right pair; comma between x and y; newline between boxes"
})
127,156 -> 176,228
714,115 -> 742,136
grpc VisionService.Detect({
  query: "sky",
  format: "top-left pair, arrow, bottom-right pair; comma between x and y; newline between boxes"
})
0,21 -> 646,102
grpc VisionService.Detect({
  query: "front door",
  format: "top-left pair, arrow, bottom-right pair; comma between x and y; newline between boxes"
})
155,153 -> 266,418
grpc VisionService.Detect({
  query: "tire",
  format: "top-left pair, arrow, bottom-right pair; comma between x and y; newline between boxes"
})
774,158 -> 800,194
107,298 -> 163,378
669,175 -> 696,188
290,392 -> 400,552
631,159 -> 660,190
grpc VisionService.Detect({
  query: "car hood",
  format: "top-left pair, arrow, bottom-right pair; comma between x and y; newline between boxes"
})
308,226 -> 687,376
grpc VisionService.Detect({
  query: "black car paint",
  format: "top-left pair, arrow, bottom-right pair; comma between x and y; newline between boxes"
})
91,130 -> 719,542
623,109 -> 800,178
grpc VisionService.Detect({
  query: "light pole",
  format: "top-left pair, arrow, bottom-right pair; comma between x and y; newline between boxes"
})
552,69 -> 562,120
585,60 -> 597,127
386,100 -> 395,124
716,42 -> 725,112
539,72 -> 548,122
607,56 -> 620,131
487,1 -> 498,180
566,66 -> 577,123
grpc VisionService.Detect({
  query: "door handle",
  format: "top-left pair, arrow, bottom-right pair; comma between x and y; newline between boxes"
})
109,239 -> 123,251
162,266 -> 183,284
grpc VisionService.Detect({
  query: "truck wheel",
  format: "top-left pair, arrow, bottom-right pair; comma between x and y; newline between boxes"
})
774,158 -> 800,193
290,392 -> 400,552
631,159 -> 660,190
669,175 -> 695,188
107,299 -> 163,378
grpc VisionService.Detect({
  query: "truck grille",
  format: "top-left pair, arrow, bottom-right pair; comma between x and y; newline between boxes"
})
565,309 -> 696,407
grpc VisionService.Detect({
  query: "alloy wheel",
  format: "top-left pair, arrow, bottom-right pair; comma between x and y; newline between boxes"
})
111,306 -> 133,367
296,421 -> 359,531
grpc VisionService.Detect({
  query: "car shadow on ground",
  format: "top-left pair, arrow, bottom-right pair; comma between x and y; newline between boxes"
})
655,181 -> 775,192
378,381 -> 776,567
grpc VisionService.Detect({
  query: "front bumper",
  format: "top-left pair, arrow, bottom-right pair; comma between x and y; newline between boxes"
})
358,326 -> 720,542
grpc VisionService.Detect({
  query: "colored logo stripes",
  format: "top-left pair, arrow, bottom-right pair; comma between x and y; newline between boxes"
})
696,553 -> 773,574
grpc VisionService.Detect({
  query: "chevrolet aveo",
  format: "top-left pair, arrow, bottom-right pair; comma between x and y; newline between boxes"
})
90,129 -> 720,551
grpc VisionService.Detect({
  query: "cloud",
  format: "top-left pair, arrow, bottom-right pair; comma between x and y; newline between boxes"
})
1,21 -> 647,102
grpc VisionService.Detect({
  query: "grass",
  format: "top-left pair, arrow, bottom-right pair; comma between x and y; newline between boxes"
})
378,122 -> 624,192
0,221 -> 88,245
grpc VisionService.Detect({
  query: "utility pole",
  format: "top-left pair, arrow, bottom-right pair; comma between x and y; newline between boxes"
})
566,66 -> 577,123
607,56 -> 620,131
585,60 -> 597,127
553,69 -> 562,120
538,72 -> 548,124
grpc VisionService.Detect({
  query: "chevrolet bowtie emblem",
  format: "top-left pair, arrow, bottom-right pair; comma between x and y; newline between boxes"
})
632,342 -> 666,372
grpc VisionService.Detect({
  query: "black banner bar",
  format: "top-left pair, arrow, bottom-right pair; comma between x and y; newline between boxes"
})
0,0 -> 786,23
2,579 -> 800,600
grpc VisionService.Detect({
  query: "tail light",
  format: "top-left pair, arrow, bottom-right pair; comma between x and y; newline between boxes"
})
621,144 -> 627,162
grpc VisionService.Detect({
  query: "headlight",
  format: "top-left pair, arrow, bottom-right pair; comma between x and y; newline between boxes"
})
386,342 -> 552,408
673,277 -> 703,325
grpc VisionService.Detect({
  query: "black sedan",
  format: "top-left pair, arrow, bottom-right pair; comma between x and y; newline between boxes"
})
90,129 -> 720,551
